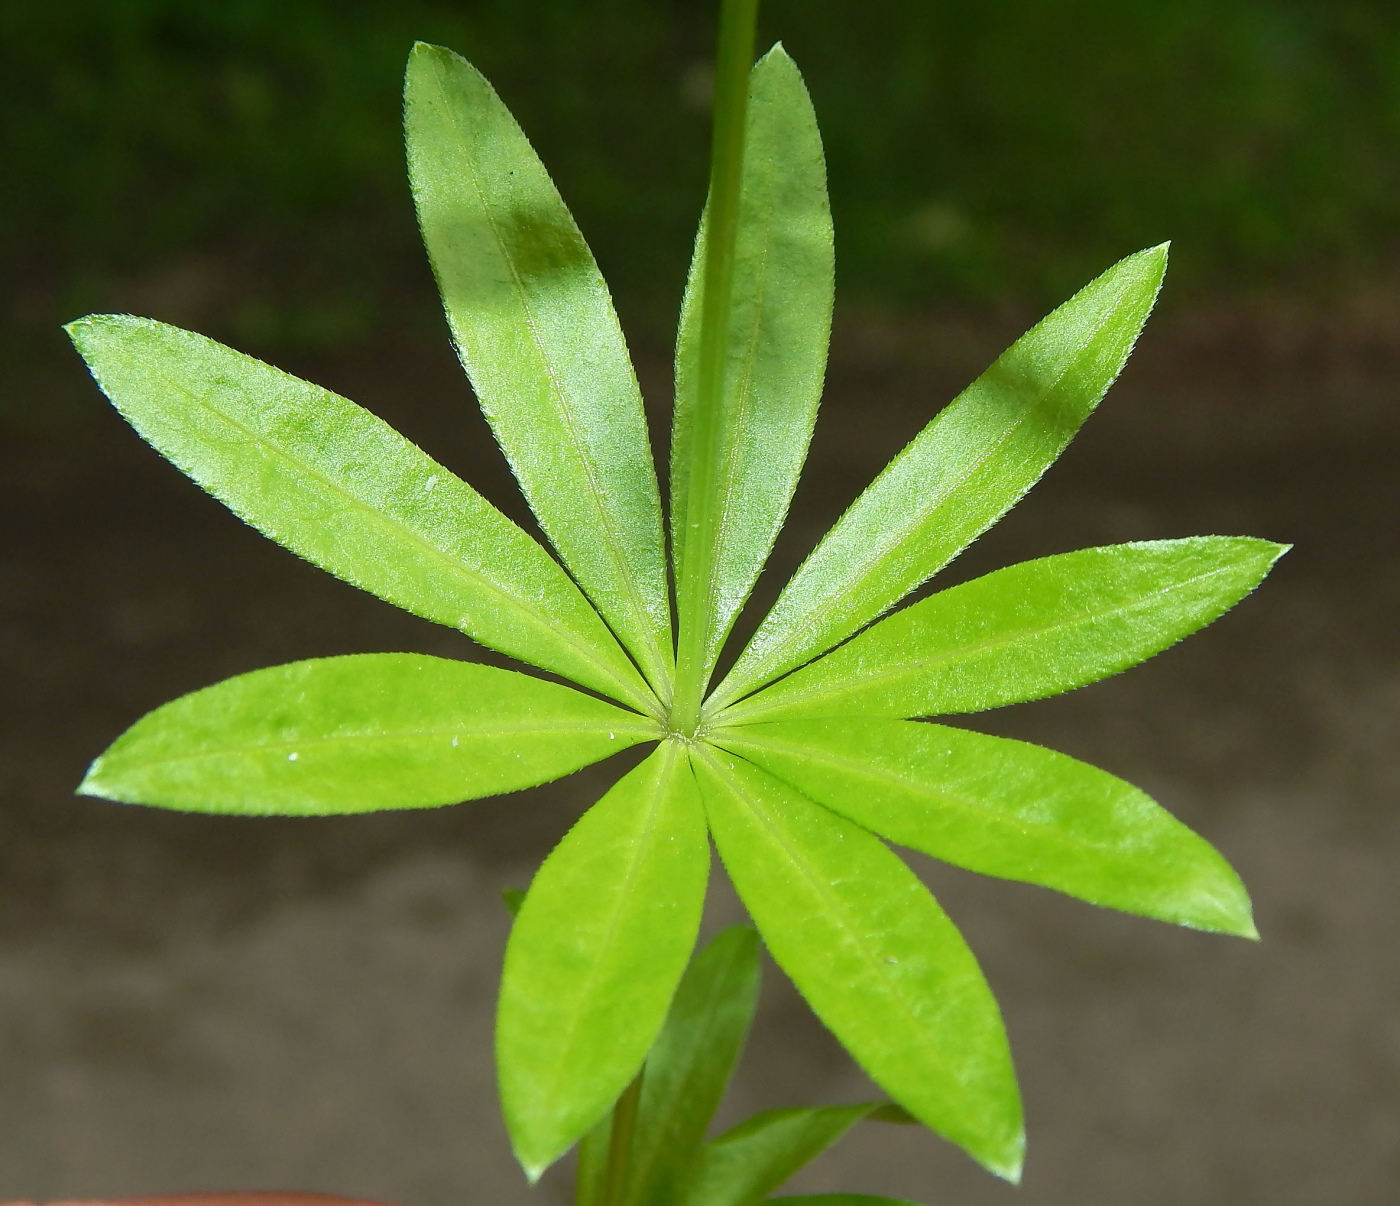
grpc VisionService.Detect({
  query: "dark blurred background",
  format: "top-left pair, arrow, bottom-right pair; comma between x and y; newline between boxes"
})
2,1 -> 1398,1203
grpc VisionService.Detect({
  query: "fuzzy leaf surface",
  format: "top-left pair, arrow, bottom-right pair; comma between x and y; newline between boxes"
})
624,926 -> 763,1206
406,43 -> 672,691
65,315 -> 653,713
717,718 -> 1255,936
80,654 -> 653,815
694,752 -> 1022,1181
675,1105 -> 875,1206
725,537 -> 1287,724
710,245 -> 1168,713
671,46 -> 833,680
498,742 -> 708,1179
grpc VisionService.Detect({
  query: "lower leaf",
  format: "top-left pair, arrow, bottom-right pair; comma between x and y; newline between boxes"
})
498,741 -> 710,1179
772,1187 -> 924,1198
624,926 -> 763,1206
576,1111 -> 614,1206
675,1105 -> 877,1206
692,749 -> 1023,1182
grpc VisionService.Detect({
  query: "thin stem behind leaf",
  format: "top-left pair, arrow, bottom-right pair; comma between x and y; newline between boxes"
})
672,0 -> 760,734
601,1074 -> 645,1206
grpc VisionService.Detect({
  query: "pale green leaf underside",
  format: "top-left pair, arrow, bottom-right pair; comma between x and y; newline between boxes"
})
499,741 -> 708,1179
717,718 -> 1255,936
724,537 -> 1287,724
693,750 -> 1023,1182
675,1104 -> 877,1206
671,45 -> 834,681
624,926 -> 762,1206
64,315 -> 654,714
80,654 -> 654,815
710,245 -> 1169,715
406,42 -> 673,693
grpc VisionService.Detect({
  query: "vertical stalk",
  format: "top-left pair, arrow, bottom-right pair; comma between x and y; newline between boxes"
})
598,1071 -> 644,1206
670,0 -> 760,736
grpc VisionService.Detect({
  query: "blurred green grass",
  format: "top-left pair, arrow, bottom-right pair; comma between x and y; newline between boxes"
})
4,0 -> 1399,367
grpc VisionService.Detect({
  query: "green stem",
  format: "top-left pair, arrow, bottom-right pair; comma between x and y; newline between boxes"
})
671,0 -> 760,736
599,1071 -> 644,1206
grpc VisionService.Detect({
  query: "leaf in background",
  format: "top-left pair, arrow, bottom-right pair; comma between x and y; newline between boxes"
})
772,1187 -> 924,1198
498,742 -> 709,1179
64,316 -> 655,715
674,1105 -> 876,1206
576,1111 -> 614,1206
406,43 -> 673,693
671,46 -> 834,682
694,752 -> 1023,1182
708,245 -> 1169,714
80,654 -> 654,815
623,926 -> 763,1206
722,537 -> 1287,724
864,1104 -> 917,1125
718,718 -> 1256,937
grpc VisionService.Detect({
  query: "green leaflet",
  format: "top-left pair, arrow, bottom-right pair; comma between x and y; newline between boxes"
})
80,654 -> 655,815
716,718 -> 1256,937
64,316 -> 655,716
406,43 -> 673,694
671,46 -> 834,684
623,926 -> 763,1206
498,742 -> 709,1180
693,750 -> 1023,1182
722,537 -> 1287,724
708,245 -> 1169,715
674,1105 -> 876,1206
